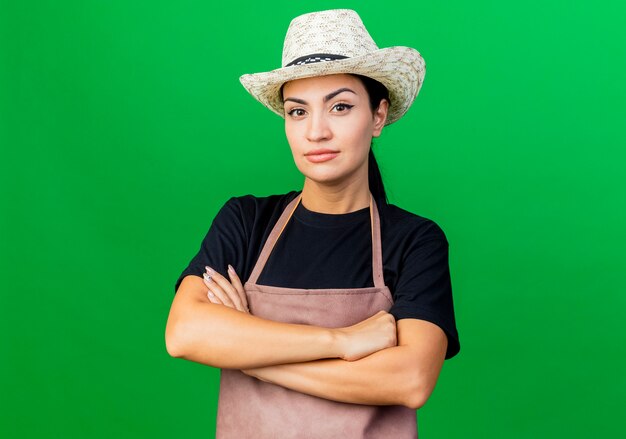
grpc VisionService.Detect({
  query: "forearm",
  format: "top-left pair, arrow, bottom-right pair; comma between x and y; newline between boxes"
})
167,300 -> 340,369
243,345 -> 420,408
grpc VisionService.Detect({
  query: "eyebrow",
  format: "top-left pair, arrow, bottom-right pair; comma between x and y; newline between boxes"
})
283,87 -> 357,105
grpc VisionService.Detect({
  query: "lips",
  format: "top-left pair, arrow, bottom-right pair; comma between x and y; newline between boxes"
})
305,149 -> 340,163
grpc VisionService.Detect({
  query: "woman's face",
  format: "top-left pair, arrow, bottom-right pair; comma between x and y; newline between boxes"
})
282,74 -> 388,187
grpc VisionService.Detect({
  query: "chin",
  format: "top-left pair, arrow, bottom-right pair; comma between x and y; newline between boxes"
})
295,159 -> 364,185
302,168 -> 359,186
303,172 -> 343,185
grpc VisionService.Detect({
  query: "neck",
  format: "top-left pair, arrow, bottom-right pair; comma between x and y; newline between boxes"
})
300,177 -> 370,214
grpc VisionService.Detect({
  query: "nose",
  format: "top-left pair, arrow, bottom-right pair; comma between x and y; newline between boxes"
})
305,112 -> 332,142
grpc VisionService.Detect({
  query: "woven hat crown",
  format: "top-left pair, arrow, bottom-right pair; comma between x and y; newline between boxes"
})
281,10 -> 379,67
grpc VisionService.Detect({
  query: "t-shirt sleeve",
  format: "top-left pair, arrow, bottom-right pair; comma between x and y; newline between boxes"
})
174,197 -> 248,293
389,221 -> 461,359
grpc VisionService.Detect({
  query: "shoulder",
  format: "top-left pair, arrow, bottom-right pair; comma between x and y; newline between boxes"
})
380,202 -> 449,246
220,190 -> 302,224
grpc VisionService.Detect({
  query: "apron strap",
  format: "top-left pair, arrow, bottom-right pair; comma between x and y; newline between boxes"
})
247,192 -> 385,289
370,195 -> 385,289
247,193 -> 303,285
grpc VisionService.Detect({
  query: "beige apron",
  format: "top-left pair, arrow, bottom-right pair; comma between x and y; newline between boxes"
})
215,192 -> 418,438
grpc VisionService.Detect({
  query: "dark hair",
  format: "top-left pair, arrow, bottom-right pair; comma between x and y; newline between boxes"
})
351,74 -> 391,208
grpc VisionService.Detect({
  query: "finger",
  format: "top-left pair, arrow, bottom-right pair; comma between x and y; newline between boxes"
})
203,272 -> 237,309
227,264 -> 250,313
204,267 -> 244,311
204,268 -> 241,310
203,275 -> 222,305
206,287 -> 223,305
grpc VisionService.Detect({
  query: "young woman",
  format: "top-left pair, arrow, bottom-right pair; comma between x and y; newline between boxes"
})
166,9 -> 460,438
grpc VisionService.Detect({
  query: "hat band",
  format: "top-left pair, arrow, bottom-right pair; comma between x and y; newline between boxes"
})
285,53 -> 349,67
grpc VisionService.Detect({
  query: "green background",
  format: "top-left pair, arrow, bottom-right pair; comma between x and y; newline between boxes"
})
1,0 -> 624,437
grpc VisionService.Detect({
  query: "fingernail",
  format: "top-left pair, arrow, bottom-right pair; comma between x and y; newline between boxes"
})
228,264 -> 235,274
203,273 -> 212,282
208,291 -> 215,298
205,266 -> 216,276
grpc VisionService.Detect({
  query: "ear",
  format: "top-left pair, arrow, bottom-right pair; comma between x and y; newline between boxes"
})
372,99 -> 389,138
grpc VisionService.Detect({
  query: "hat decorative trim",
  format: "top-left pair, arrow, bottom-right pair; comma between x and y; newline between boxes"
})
286,53 -> 350,67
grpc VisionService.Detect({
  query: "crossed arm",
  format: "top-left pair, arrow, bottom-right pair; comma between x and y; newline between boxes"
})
165,271 -> 448,409
243,317 -> 447,409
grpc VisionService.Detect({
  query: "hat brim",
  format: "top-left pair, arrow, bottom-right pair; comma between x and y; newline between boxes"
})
239,46 -> 425,126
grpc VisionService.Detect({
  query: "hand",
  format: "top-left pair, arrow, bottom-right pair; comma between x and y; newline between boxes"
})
335,310 -> 397,361
203,264 -> 250,314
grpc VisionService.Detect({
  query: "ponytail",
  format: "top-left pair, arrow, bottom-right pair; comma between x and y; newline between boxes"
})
368,146 -> 388,208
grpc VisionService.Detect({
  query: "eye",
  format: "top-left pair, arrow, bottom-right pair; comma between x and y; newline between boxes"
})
286,108 -> 306,118
332,103 -> 354,113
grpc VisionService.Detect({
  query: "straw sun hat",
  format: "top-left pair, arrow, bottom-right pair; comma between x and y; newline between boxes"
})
239,9 -> 426,126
